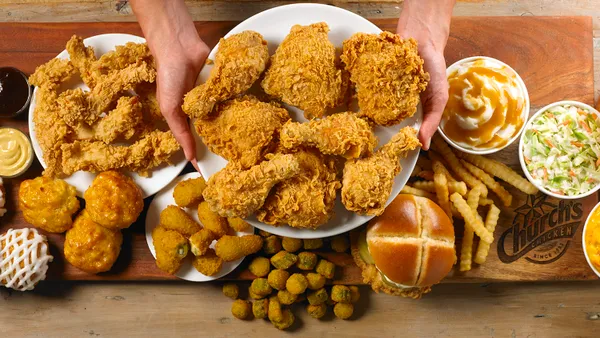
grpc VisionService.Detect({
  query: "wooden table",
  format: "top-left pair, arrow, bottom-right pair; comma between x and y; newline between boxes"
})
1,1 -> 600,337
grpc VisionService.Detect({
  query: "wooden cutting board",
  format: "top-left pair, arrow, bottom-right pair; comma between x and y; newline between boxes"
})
0,17 -> 597,283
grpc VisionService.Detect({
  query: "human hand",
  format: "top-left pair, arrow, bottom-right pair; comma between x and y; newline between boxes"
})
397,0 -> 455,150
155,40 -> 210,165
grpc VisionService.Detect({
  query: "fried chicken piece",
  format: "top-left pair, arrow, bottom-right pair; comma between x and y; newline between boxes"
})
202,153 -> 301,218
152,226 -> 189,275
88,61 -> 156,114
93,96 -> 144,144
194,96 -> 290,169
33,88 -> 71,177
60,130 -> 180,176
341,32 -> 429,126
19,176 -> 80,233
280,112 -> 377,159
183,31 -> 269,119
261,22 -> 343,119
84,171 -> 144,230
56,88 -> 97,128
66,35 -> 98,88
29,58 -> 76,90
341,127 -> 420,215
92,42 -> 153,76
137,82 -> 165,124
214,234 -> 263,262
257,149 -> 340,229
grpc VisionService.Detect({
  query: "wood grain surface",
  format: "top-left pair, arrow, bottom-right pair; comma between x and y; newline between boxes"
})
0,17 -> 598,284
1,281 -> 600,337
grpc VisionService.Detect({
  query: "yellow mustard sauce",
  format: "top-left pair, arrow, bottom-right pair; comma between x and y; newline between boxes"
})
441,59 -> 525,150
0,128 -> 33,177
585,206 -> 600,272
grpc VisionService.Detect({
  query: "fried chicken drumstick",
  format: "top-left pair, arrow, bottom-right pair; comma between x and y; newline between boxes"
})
280,112 -> 378,159
341,32 -> 429,126
342,127 -> 420,216
202,154 -> 301,218
183,31 -> 269,119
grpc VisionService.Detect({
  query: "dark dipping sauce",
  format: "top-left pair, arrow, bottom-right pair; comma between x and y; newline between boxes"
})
0,67 -> 31,118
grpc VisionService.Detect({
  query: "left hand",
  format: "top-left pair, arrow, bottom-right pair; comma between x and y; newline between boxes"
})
396,0 -> 455,150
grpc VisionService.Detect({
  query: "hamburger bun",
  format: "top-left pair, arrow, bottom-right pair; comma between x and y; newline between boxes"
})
351,194 -> 455,298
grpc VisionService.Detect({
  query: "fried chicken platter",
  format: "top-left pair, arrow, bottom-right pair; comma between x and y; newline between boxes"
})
27,35 -> 185,197
186,22 -> 428,237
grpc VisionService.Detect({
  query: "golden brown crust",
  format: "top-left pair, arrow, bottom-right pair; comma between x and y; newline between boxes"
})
350,230 -> 429,299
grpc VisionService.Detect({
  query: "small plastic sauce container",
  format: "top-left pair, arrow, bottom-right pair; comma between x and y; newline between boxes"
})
0,127 -> 34,178
0,67 -> 32,119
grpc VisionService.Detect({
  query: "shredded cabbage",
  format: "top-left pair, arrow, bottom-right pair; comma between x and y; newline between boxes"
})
522,104 -> 600,196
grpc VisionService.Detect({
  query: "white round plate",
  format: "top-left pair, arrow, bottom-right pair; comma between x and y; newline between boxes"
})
28,33 -> 187,198
145,172 -> 253,282
193,3 -> 422,239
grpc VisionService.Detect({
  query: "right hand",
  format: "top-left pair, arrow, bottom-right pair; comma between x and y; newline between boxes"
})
154,40 -> 210,166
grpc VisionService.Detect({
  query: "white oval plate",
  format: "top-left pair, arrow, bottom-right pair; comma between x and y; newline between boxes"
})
193,3 -> 421,239
28,33 -> 187,198
145,172 -> 253,282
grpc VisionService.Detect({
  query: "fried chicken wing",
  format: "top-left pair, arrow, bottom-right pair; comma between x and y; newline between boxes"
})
256,149 -> 340,229
93,96 -> 144,143
195,96 -> 290,169
29,58 -> 76,90
261,22 -> 343,119
60,130 -> 180,176
280,112 -> 377,159
66,35 -> 98,88
84,171 -> 144,230
88,61 -> 156,114
203,154 -> 301,218
183,31 -> 269,119
341,32 -> 429,126
341,127 -> 420,215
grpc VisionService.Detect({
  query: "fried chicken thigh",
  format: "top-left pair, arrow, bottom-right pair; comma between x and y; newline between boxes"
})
280,112 -> 377,159
341,127 -> 420,216
341,32 -> 429,126
202,154 -> 301,218
195,96 -> 290,169
256,149 -> 340,229
261,22 -> 343,119
183,31 -> 269,119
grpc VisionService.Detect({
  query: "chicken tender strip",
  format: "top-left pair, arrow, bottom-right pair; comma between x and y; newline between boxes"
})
29,58 -> 76,90
93,42 -> 153,76
341,32 -> 429,126
256,150 -> 341,229
183,31 -> 269,119
195,96 -> 290,169
93,96 -> 143,144
137,82 -> 164,123
66,35 -> 98,88
261,22 -> 343,119
56,88 -> 96,128
280,112 -> 377,159
203,154 -> 302,218
342,127 -> 421,215
88,61 -> 156,114
60,130 -> 179,176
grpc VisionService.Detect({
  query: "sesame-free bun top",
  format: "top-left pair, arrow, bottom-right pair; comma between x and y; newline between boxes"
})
366,194 -> 455,287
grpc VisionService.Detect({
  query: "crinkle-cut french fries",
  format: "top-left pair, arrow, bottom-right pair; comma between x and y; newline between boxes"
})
412,180 -> 467,196
455,151 -> 539,195
460,186 -> 482,271
460,159 -> 513,207
450,192 -> 493,243
474,204 -> 500,264
416,170 -> 434,181
431,135 -> 488,196
401,186 -> 436,200
428,150 -> 458,182
433,159 -> 453,220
